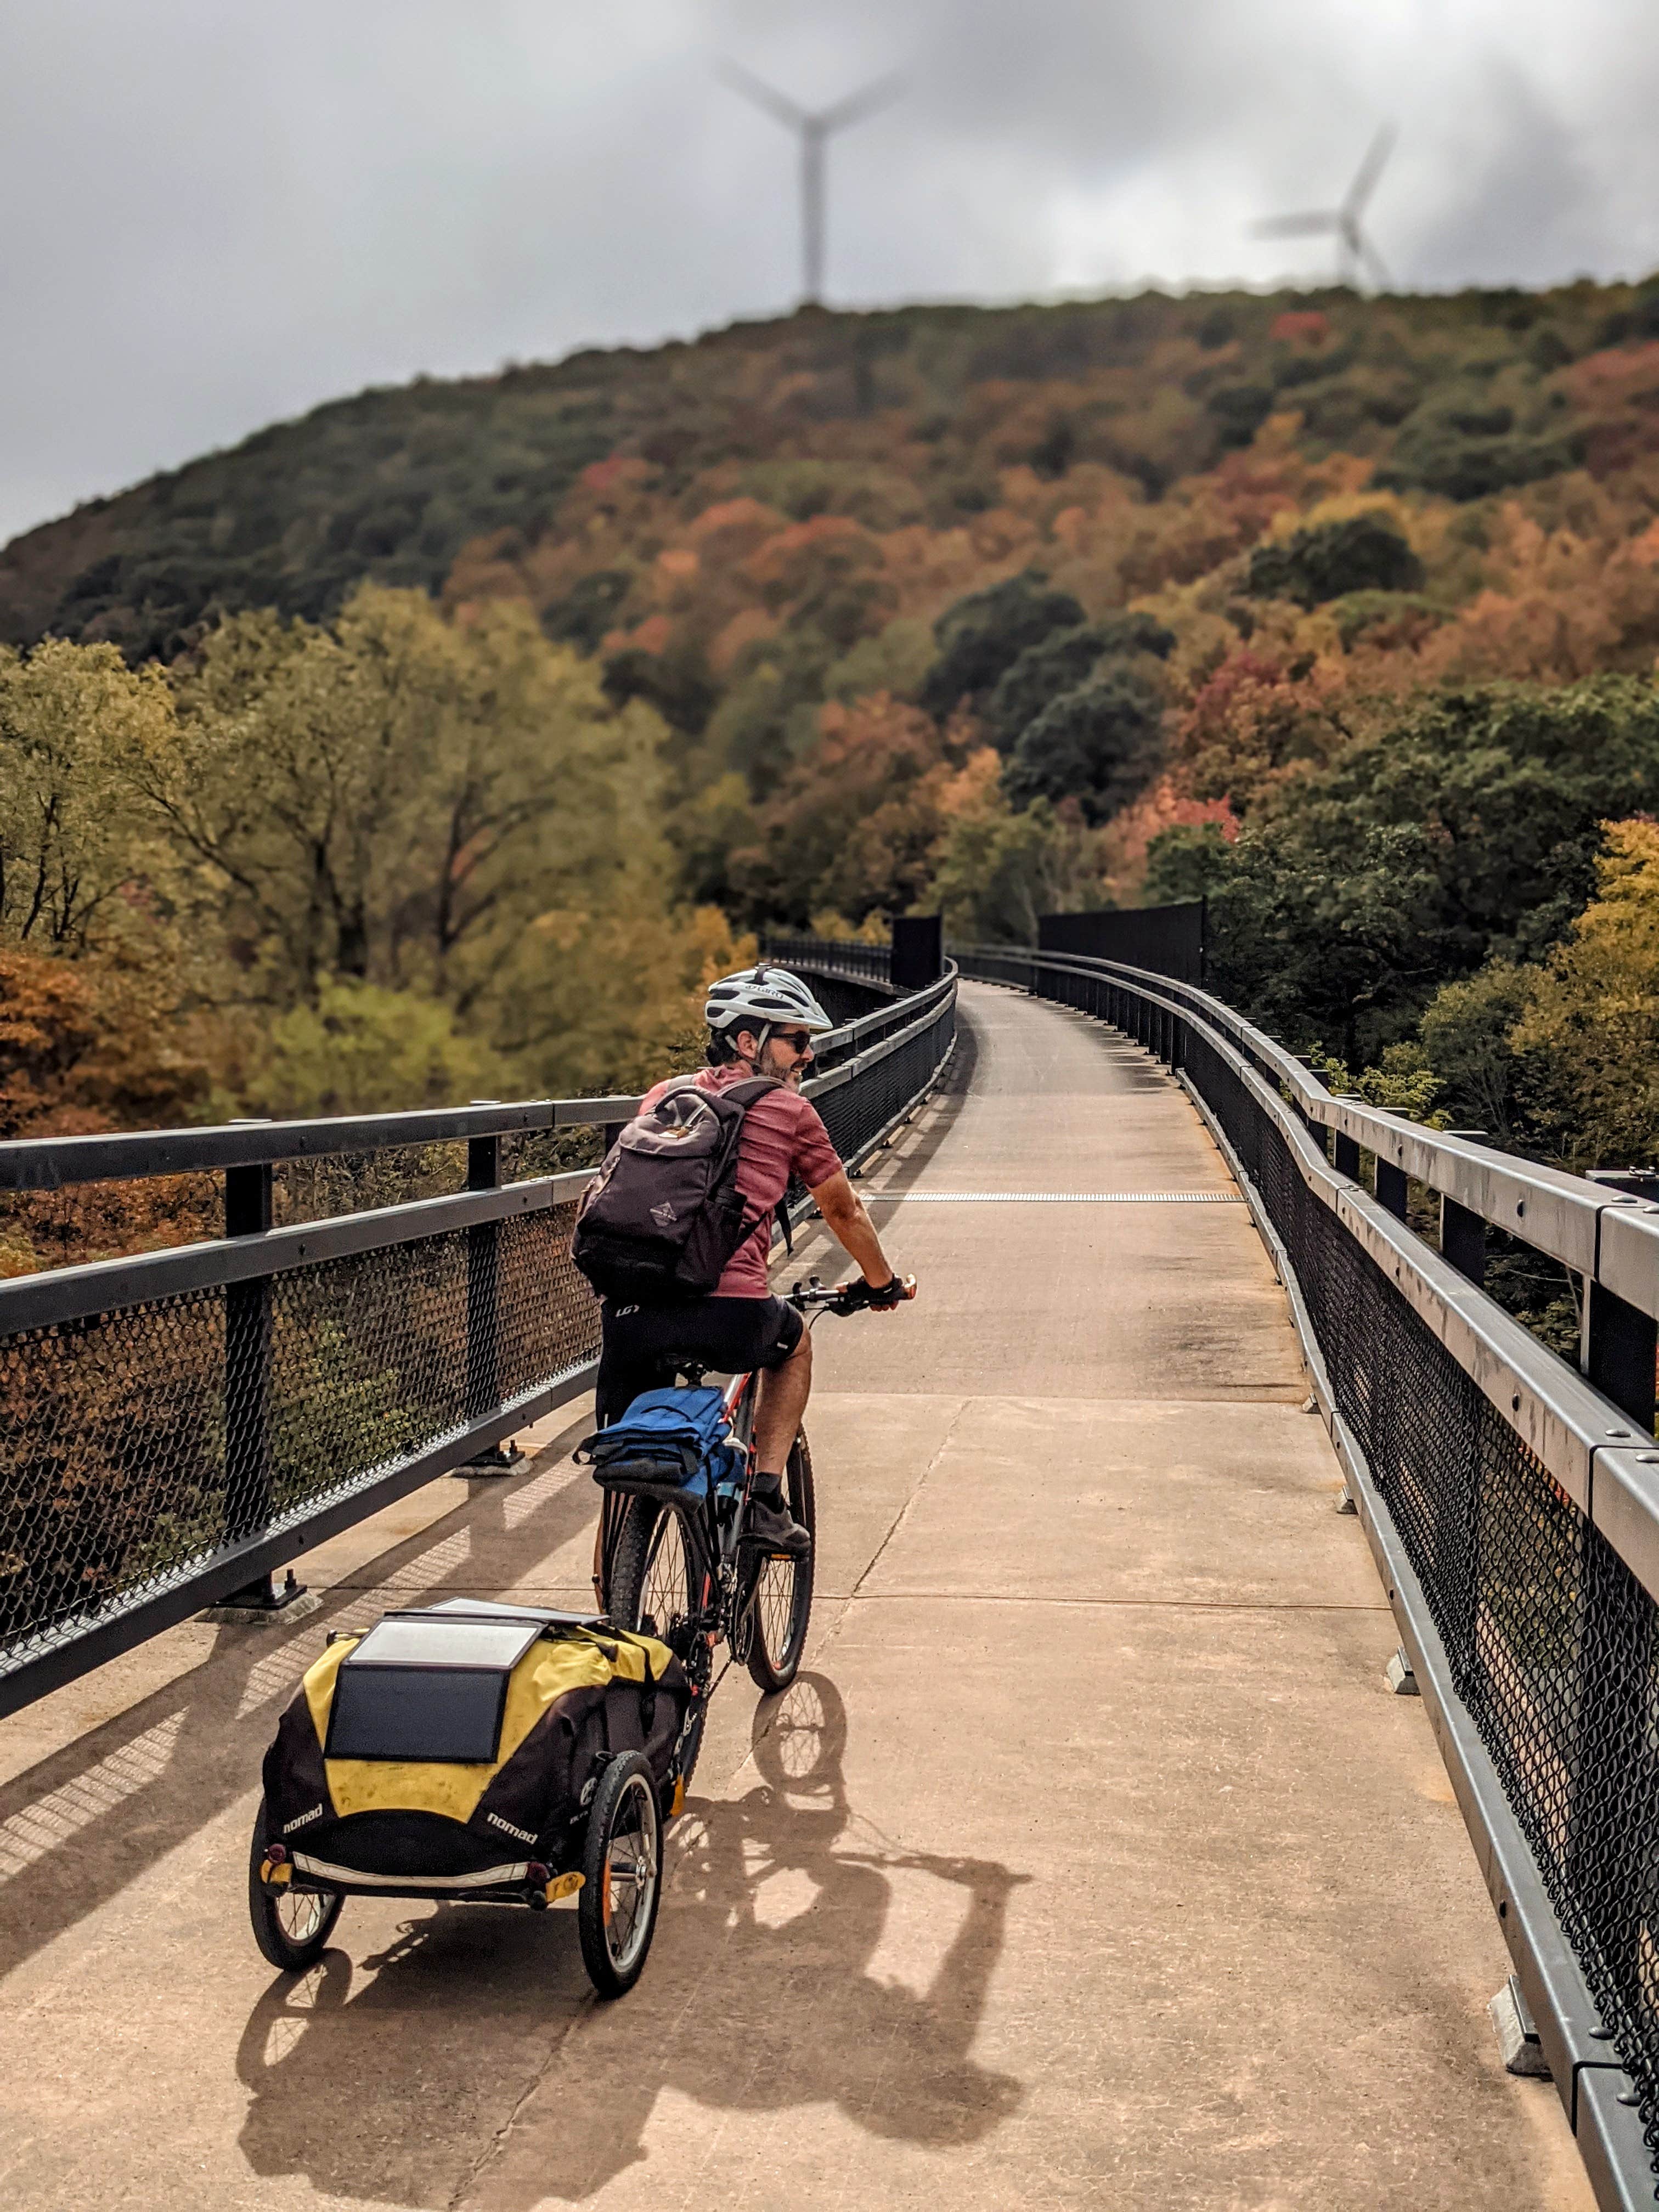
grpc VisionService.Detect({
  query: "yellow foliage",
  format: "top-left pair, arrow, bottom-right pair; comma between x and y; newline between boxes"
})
1510,819 -> 1659,1168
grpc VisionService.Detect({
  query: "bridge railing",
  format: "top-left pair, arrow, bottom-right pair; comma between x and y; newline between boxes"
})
0,967 -> 955,1721
761,932 -> 894,989
954,940 -> 1659,2205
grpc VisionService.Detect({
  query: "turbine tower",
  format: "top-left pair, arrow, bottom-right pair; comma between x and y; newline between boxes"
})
1252,126 -> 1397,291
718,60 -> 904,307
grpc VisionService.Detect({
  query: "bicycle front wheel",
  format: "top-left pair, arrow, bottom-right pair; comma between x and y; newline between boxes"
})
747,1431 -> 816,1695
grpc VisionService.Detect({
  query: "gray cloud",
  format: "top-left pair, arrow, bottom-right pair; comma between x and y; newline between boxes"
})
3,0 -> 1657,544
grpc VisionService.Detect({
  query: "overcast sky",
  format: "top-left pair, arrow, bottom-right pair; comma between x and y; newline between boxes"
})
3,0 -> 1657,548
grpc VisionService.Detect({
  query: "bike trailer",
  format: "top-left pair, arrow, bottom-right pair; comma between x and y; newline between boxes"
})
578,1385 -> 746,1506
258,1598 -> 690,1899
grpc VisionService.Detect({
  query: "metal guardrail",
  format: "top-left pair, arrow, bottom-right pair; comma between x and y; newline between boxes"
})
763,932 -> 894,988
950,940 -> 1657,2207
0,968 -> 956,1721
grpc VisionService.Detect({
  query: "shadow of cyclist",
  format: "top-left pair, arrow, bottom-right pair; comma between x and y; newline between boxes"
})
233,1674 -> 1028,2207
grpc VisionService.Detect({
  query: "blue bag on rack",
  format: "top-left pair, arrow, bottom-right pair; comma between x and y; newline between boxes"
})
577,1386 -> 748,1507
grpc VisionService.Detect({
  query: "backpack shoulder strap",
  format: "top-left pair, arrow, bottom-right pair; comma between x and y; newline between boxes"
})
721,1076 -> 783,1108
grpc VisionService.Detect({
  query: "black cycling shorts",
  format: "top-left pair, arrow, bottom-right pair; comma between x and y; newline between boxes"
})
596,1295 -> 804,1427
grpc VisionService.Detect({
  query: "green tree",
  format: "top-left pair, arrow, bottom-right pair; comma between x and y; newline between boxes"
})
250,978 -> 504,1118
932,793 -> 1106,945
984,626 -> 1111,752
919,573 -> 1086,720
1245,514 -> 1424,609
0,639 -> 176,951
1416,963 -> 1534,1143
1142,822 -> 1234,905
148,585 -> 671,1015
1205,678 -> 1659,1059
1003,667 -> 1164,824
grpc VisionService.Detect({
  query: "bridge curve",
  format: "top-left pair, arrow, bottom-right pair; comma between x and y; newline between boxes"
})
0,981 -> 1590,2209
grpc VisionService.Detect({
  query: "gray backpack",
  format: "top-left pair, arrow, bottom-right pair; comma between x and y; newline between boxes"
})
571,1076 -> 780,1305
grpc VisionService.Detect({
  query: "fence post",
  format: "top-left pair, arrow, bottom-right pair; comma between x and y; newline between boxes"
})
217,1135 -> 304,1612
1582,1282 -> 1658,1433
461,1112 -> 520,1474
1329,1098 -> 1364,1182
1440,1197 -> 1487,1287
1375,1159 -> 1409,1221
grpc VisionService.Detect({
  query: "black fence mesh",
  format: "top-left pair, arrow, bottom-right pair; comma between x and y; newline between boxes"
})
1,970 -> 953,1708
0,1198 -> 597,1683
808,997 -> 957,1166
764,933 -> 892,988
968,949 -> 1659,2188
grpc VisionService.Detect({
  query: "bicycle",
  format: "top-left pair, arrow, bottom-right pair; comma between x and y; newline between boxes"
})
600,1274 -> 916,1791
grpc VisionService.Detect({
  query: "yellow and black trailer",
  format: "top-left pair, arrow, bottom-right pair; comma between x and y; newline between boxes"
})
250,1598 -> 689,1997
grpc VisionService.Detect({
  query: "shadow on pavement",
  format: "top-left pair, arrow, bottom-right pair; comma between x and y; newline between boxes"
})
233,1675 -> 1028,2207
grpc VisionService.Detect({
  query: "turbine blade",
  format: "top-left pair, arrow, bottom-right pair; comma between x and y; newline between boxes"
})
820,71 -> 906,133
1356,229 -> 1393,291
1251,212 -> 1340,238
1344,124 -> 1396,217
715,58 -> 808,132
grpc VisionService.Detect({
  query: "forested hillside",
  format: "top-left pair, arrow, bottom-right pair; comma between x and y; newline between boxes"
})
5,275 -> 1659,1242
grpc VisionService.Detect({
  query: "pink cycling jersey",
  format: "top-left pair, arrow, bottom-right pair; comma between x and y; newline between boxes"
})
637,1065 -> 842,1297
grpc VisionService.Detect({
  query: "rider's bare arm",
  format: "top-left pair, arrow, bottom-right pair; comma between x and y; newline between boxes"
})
809,1169 -> 894,1287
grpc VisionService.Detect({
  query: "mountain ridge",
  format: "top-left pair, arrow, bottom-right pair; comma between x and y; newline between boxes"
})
8,279 -> 1656,663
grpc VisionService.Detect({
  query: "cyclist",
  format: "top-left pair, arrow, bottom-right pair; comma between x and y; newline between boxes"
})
595,964 -> 906,1556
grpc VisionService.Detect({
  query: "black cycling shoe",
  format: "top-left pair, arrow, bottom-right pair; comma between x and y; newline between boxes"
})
741,1492 -> 811,1559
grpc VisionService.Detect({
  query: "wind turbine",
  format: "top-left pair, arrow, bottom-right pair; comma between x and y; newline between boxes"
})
718,60 -> 905,308
1252,126 -> 1397,291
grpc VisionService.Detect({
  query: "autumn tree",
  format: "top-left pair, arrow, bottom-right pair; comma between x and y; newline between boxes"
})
0,640 -> 175,951
1506,820 -> 1659,1169
147,585 -> 672,1018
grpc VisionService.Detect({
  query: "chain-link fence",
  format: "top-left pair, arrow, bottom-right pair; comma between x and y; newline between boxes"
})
1185,1018 -> 1659,2182
0,965 -> 954,1718
957,942 -> 1659,2199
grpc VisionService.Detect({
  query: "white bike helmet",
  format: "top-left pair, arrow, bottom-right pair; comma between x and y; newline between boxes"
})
704,964 -> 834,1044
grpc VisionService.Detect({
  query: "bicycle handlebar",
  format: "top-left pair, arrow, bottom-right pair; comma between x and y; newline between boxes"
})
788,1273 -> 917,1316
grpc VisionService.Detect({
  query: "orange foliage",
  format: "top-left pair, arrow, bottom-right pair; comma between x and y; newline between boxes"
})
1271,311 -> 1331,346
730,693 -> 971,924
1098,776 -> 1240,905
0,948 -> 219,1272
1172,648 -> 1356,811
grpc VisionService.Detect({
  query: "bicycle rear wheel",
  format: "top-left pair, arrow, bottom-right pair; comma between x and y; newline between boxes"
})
746,1432 -> 815,1695
609,1498 -> 698,1644
609,1498 -> 708,1785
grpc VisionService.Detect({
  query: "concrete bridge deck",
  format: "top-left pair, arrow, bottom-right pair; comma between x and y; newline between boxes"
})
0,983 -> 1592,2210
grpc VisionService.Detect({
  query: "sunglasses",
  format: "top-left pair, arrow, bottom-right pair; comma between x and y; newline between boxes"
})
774,1029 -> 816,1056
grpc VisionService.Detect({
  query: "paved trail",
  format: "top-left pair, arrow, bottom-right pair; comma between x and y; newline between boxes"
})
0,984 -> 1591,2210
